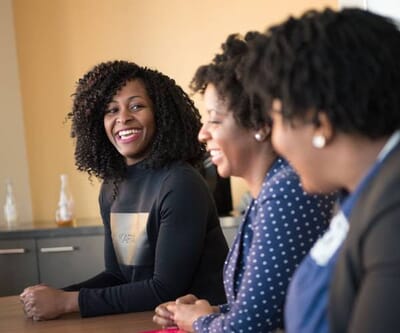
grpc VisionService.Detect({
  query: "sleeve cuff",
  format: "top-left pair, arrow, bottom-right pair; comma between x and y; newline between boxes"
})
218,303 -> 230,314
193,313 -> 221,332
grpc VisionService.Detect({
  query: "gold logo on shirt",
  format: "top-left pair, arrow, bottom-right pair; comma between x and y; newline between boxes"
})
110,212 -> 149,265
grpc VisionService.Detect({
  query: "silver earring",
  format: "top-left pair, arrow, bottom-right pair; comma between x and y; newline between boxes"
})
312,135 -> 326,148
254,132 -> 265,142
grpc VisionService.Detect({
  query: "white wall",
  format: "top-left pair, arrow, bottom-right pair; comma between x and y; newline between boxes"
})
339,0 -> 400,22
0,0 -> 32,225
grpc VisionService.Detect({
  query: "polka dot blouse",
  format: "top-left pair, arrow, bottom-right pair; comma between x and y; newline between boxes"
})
193,158 -> 336,333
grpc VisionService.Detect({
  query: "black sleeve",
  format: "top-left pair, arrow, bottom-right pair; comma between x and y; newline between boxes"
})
347,205 -> 400,332
78,169 -> 218,317
63,271 -> 123,291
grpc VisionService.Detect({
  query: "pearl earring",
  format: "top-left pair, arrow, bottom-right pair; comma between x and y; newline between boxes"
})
312,135 -> 326,148
254,132 -> 265,142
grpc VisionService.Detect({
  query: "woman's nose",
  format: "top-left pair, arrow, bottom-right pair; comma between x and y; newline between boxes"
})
116,107 -> 133,124
198,123 -> 211,143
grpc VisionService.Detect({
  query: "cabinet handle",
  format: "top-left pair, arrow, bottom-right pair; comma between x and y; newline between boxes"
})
0,248 -> 26,254
40,246 -> 76,253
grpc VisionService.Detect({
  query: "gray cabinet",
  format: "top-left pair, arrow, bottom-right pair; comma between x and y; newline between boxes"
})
37,235 -> 104,288
0,221 -> 105,297
0,216 -> 241,297
0,239 -> 39,296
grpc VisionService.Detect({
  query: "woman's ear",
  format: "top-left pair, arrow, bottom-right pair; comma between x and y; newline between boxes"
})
254,124 -> 272,142
263,124 -> 272,139
312,112 -> 334,148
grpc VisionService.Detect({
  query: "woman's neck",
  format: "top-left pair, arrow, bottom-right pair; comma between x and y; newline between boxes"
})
244,145 -> 277,198
333,135 -> 390,192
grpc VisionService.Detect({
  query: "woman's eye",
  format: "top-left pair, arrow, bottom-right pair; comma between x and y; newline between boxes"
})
129,104 -> 144,111
208,120 -> 221,125
105,107 -> 118,114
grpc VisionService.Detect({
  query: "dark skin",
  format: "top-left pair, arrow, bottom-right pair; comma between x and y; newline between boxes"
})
154,294 -> 219,332
20,80 -> 158,322
153,83 -> 275,332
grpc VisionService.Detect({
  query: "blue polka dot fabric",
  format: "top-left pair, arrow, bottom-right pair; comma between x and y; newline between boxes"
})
193,158 -> 336,333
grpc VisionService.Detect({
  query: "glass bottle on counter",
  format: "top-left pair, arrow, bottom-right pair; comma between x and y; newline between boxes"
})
55,174 -> 75,227
3,179 -> 18,228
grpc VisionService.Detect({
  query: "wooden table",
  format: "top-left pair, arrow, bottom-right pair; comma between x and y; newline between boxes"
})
0,296 -> 161,333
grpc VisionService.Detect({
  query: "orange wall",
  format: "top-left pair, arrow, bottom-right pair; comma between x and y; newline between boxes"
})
0,0 -> 32,225
13,0 -> 337,222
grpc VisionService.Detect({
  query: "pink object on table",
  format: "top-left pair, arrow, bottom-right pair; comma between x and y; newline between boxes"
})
139,328 -> 186,333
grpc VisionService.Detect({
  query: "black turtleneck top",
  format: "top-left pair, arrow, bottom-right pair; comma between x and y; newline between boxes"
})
64,161 -> 228,317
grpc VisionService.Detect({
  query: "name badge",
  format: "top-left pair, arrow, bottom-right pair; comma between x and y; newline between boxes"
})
310,210 -> 349,266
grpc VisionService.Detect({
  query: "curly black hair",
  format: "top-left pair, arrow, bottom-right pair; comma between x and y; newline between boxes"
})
190,32 -> 270,130
243,8 -> 400,138
68,60 -> 205,182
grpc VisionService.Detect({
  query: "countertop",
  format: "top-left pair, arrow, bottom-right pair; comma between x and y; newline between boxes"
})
0,218 -> 104,240
0,215 -> 242,241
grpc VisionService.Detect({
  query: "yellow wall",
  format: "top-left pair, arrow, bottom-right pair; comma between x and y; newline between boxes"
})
13,0 -> 337,222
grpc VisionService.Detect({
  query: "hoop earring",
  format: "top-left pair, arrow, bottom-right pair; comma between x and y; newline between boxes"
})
312,135 -> 326,148
254,132 -> 266,142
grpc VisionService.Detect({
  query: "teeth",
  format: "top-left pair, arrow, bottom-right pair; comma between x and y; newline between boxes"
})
118,129 -> 140,137
209,150 -> 221,157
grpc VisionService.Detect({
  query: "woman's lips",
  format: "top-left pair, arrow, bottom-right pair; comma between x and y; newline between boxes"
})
209,149 -> 223,164
116,128 -> 142,143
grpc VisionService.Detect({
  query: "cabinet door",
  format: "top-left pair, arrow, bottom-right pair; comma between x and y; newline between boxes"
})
37,235 -> 104,288
0,239 -> 39,296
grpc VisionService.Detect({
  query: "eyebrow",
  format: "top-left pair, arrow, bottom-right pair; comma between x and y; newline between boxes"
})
206,108 -> 228,116
109,95 -> 143,104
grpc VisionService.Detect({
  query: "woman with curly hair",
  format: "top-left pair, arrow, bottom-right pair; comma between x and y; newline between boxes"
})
20,60 -> 228,320
243,8 -> 400,333
153,33 -> 336,333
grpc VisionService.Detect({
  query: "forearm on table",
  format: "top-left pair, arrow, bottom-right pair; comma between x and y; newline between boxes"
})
64,291 -> 80,313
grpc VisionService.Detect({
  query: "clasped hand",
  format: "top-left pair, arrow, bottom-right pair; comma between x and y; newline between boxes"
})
153,294 -> 217,332
20,284 -> 76,321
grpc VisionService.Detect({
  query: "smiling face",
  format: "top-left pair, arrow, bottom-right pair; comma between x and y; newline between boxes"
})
103,79 -> 156,165
198,84 -> 258,179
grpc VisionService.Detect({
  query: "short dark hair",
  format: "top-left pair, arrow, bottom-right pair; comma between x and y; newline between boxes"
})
244,8 -> 400,137
190,32 -> 270,130
68,60 -> 205,181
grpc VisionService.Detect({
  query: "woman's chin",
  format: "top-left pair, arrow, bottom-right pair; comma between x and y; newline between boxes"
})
301,181 -> 333,195
216,164 -> 231,179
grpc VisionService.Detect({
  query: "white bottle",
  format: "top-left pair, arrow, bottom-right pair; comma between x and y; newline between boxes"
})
55,174 -> 74,227
3,179 -> 18,228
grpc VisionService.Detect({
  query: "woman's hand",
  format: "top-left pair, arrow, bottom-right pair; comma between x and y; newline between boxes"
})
153,294 -> 198,327
20,284 -> 78,320
167,299 -> 215,333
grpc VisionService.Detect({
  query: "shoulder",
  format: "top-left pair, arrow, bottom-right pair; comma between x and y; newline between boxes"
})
260,158 -> 302,199
354,145 -> 400,225
347,145 -> 400,258
260,158 -> 336,217
162,161 -> 205,182
159,162 -> 209,193
268,158 -> 300,185
346,145 -> 400,248
330,150 -> 400,333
